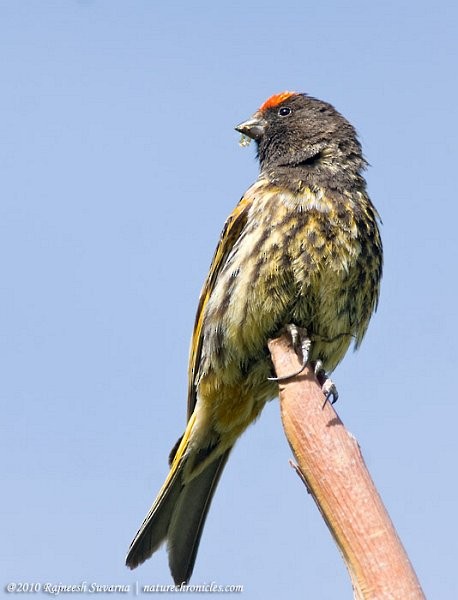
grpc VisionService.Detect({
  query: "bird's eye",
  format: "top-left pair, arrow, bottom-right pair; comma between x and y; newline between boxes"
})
278,106 -> 292,117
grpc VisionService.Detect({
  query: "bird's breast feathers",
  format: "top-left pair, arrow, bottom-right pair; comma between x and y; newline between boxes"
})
195,179 -> 380,379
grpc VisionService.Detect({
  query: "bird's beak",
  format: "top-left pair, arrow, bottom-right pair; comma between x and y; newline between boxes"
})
235,113 -> 267,141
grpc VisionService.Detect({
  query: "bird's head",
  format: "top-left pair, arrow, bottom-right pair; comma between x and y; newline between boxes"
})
235,92 -> 366,187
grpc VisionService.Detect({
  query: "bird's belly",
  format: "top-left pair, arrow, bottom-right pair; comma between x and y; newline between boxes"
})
194,193 -> 377,444
200,220 -> 363,369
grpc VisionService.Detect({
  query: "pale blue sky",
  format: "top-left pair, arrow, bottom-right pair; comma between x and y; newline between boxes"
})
1,1 -> 457,598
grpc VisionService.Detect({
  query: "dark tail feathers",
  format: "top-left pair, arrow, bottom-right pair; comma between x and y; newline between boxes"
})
126,450 -> 231,584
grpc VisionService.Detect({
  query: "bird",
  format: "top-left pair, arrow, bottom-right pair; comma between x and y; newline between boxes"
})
125,91 -> 383,584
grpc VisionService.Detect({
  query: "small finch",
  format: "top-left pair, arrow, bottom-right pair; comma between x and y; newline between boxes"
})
126,91 -> 383,583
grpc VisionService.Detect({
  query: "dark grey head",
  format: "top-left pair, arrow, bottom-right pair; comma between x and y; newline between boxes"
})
236,92 -> 367,191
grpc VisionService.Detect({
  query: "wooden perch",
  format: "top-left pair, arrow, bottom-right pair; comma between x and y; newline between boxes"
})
268,332 -> 425,600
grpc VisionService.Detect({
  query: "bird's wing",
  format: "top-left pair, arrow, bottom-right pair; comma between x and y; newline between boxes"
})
187,195 -> 252,419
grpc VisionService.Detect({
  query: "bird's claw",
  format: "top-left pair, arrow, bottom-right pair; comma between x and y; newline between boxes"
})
268,327 -> 339,406
314,360 -> 339,406
268,324 -> 311,382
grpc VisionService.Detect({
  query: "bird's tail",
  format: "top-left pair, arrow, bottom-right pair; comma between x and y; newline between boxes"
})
126,412 -> 231,585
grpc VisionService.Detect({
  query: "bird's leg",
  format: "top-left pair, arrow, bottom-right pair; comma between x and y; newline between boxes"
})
314,360 -> 339,405
268,324 -> 311,382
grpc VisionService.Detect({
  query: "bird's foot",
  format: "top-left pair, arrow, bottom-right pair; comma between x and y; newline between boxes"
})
314,360 -> 339,405
268,324 -> 311,382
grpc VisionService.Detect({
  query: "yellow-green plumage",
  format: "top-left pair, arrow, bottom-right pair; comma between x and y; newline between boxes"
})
194,178 -> 381,471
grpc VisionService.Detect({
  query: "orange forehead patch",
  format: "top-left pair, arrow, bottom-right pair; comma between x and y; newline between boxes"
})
259,91 -> 298,112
